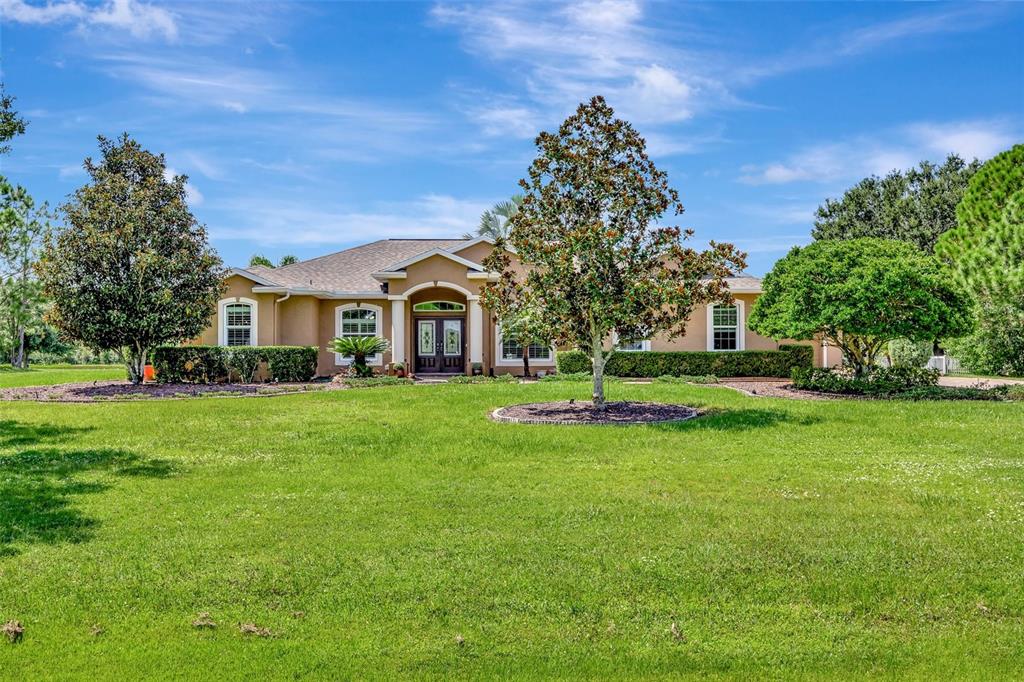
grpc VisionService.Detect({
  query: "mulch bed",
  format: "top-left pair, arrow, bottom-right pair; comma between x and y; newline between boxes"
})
491,400 -> 698,425
716,379 -> 837,400
0,381 -> 335,403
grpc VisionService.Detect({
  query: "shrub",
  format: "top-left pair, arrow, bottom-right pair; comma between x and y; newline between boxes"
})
888,338 -> 933,368
153,345 -> 317,384
448,374 -> 519,384
897,385 -> 1008,401
341,376 -> 413,388
227,346 -> 264,383
556,345 -> 812,378
792,366 -> 942,397
539,372 -> 621,383
153,346 -> 229,384
262,346 -> 318,382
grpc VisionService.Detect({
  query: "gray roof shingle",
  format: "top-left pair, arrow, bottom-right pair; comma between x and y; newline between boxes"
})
236,239 -> 466,292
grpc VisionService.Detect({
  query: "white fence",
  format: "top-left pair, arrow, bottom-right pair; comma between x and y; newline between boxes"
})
926,355 -> 967,375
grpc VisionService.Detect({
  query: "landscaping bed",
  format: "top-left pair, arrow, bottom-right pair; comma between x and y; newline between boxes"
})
491,400 -> 698,425
0,380 -> 334,402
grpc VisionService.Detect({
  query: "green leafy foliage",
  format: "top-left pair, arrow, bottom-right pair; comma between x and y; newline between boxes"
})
152,346 -> 229,384
153,345 -> 317,384
0,84 -> 26,155
341,376 -> 413,388
791,366 -> 940,396
812,155 -> 979,252
0,178 -> 52,368
481,96 -> 744,406
935,145 -> 1024,376
654,374 -> 719,384
330,335 -> 389,378
556,346 -> 812,378
249,254 -> 274,268
262,346 -> 318,382
37,134 -> 224,383
749,238 -> 972,377
447,373 -> 519,384
278,254 -> 299,267
463,195 -> 523,240
539,371 -> 620,383
887,338 -> 933,368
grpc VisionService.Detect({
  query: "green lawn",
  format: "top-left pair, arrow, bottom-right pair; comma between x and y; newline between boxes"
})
0,382 -> 1021,679
0,364 -> 125,388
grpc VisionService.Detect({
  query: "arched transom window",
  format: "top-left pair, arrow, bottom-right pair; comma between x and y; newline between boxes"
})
412,301 -> 466,312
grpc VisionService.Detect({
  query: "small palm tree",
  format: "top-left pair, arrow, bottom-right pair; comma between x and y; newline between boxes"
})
463,194 -> 524,240
330,335 -> 389,377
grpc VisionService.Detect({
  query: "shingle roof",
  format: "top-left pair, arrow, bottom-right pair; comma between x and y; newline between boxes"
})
237,239 -> 466,292
724,276 -> 762,292
232,239 -> 763,295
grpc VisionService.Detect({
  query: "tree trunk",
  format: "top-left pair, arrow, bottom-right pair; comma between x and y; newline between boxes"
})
125,345 -> 147,384
590,323 -> 608,409
14,325 -> 26,369
522,352 -> 531,378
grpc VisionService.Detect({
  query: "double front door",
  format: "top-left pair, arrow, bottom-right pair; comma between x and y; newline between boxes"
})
415,318 -> 464,373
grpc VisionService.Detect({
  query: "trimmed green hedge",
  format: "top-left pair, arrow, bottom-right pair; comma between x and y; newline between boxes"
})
556,344 -> 813,378
153,346 -> 229,384
153,345 -> 318,383
262,346 -> 319,382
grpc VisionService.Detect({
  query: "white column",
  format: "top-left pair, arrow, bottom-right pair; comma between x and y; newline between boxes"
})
468,297 -> 483,364
390,298 -> 406,366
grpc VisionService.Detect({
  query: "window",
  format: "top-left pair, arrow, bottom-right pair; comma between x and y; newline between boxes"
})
613,332 -> 650,352
412,301 -> 466,312
335,304 -> 383,365
708,303 -> 744,351
218,298 -> 257,347
501,339 -> 552,361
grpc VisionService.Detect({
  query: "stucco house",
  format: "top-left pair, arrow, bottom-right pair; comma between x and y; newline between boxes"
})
197,237 -> 832,376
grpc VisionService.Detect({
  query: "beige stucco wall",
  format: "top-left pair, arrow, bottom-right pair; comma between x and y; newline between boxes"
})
387,255 -> 484,298
316,298 -> 392,376
198,275 -> 277,346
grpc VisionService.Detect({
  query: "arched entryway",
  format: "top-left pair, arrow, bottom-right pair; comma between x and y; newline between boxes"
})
408,285 -> 468,374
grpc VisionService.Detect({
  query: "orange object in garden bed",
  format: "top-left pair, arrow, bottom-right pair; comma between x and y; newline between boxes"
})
144,364 -> 156,382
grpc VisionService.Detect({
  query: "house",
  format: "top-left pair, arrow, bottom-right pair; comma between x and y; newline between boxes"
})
197,237 -> 832,376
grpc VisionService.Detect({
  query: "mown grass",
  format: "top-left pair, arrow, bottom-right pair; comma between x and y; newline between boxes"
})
0,364 -> 125,388
0,382 -> 1021,679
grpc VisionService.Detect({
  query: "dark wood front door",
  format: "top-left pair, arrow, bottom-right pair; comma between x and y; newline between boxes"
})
415,318 -> 465,373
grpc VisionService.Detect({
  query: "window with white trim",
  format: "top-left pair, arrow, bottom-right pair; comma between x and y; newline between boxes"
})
501,338 -> 552,361
711,304 -> 740,350
335,304 -> 383,365
218,298 -> 258,347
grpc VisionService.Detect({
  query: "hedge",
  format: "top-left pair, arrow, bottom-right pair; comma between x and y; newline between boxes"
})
555,344 -> 813,378
153,346 -> 229,383
153,345 -> 318,383
790,366 -> 939,396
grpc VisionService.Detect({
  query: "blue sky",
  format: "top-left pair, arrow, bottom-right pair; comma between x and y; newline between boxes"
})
2,0 -> 1022,273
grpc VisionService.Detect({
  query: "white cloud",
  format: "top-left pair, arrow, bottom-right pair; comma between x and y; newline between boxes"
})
58,163 -> 85,180
1,0 -> 178,41
210,194 -> 492,246
431,1 -> 724,129
738,119 -> 1019,185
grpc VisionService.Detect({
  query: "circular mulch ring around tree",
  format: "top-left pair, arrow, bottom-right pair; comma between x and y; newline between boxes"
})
491,401 -> 698,426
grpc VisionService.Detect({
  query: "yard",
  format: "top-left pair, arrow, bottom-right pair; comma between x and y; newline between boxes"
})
0,381 -> 1021,678
0,364 -> 125,388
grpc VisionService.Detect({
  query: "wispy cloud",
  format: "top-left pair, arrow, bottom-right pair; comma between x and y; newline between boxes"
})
431,1 -> 731,132
210,194 -> 493,248
738,118 -> 1019,185
1,0 -> 178,41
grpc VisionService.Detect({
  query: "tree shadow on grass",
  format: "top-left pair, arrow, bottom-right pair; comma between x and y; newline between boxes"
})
0,420 -> 175,557
653,408 -> 822,432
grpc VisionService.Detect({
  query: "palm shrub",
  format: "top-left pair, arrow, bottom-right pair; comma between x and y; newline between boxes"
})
331,336 -> 388,378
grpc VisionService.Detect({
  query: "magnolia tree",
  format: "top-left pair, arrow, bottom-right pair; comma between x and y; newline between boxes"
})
749,238 -> 973,377
38,134 -> 224,383
481,96 -> 745,406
